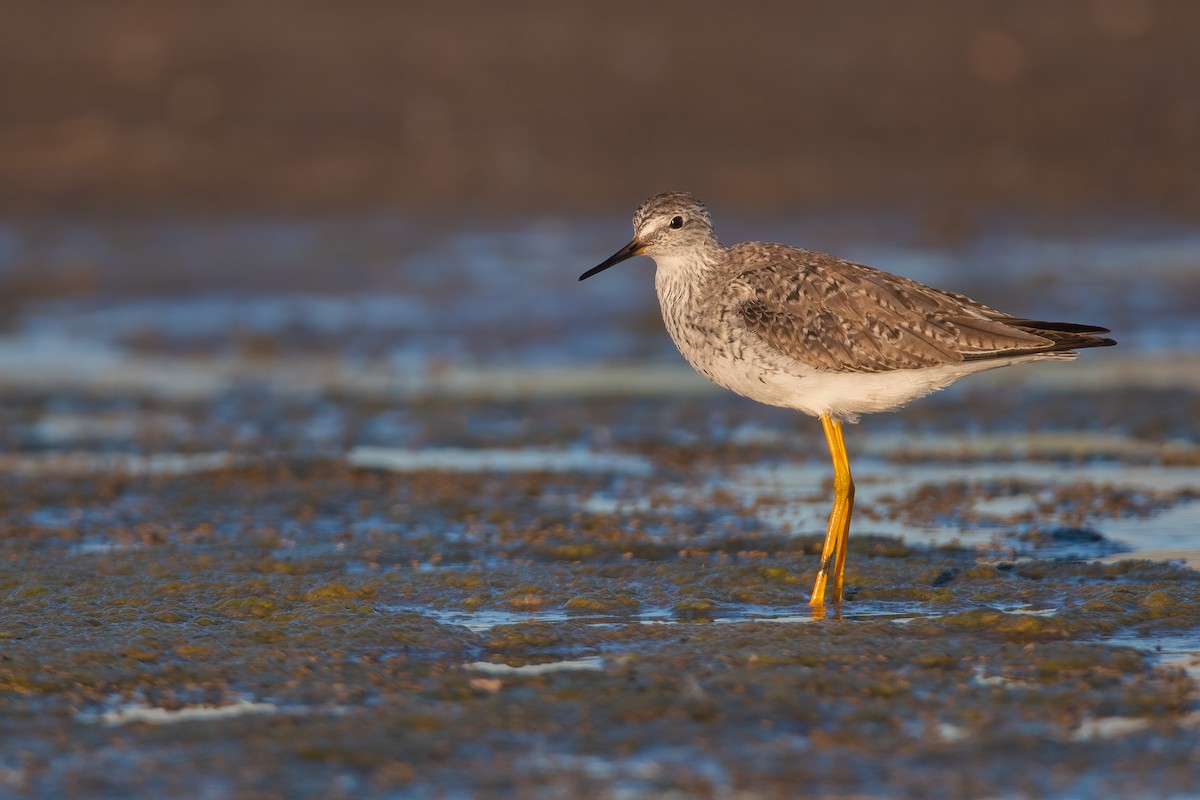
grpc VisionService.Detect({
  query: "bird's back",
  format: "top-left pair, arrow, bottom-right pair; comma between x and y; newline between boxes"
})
718,241 -> 1114,374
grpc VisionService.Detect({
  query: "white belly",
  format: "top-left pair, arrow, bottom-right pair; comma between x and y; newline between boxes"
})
669,320 -> 1047,422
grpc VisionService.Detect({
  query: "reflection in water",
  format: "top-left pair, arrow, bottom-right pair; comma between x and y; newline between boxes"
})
397,600 -> 947,631
465,657 -> 605,675
347,445 -> 653,475
77,696 -> 280,726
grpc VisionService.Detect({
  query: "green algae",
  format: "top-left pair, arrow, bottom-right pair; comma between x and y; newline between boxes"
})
563,591 -> 640,612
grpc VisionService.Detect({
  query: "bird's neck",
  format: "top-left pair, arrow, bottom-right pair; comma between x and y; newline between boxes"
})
653,241 -> 726,330
651,240 -> 726,289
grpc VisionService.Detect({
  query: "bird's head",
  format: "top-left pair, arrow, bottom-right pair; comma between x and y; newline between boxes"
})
580,192 -> 716,280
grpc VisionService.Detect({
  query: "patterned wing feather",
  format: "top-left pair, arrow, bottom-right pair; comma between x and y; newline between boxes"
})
727,244 -> 1076,373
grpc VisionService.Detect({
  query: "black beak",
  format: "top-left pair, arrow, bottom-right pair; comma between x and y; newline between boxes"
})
579,238 -> 645,281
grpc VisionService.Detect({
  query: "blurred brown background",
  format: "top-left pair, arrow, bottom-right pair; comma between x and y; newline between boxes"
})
3,0 -> 1198,222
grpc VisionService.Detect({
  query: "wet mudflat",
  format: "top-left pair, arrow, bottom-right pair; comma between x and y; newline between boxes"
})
2,381 -> 1200,798
0,216 -> 1197,797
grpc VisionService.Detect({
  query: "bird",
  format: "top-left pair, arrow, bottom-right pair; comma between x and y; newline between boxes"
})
579,191 -> 1115,608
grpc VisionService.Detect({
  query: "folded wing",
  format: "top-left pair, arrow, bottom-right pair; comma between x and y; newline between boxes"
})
729,244 -> 1115,374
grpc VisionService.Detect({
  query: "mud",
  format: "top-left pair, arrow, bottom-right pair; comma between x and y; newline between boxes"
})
1,381 -> 1198,797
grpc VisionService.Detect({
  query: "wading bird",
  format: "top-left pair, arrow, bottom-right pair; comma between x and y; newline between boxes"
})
581,192 -> 1115,607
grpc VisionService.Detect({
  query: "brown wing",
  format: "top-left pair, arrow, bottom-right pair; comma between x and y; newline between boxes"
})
728,243 -> 1113,373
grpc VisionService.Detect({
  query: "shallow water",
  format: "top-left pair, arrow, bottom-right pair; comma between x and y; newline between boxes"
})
732,459 -> 1200,564
1101,630 -> 1200,683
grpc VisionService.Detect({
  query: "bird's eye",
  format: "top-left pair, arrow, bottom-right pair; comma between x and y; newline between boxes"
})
669,216 -> 684,229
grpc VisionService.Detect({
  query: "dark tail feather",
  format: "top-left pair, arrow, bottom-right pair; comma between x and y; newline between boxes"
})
1001,318 -> 1112,336
963,317 -> 1116,362
1005,318 -> 1116,353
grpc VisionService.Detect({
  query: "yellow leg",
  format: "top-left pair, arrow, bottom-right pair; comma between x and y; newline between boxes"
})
809,414 -> 855,608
